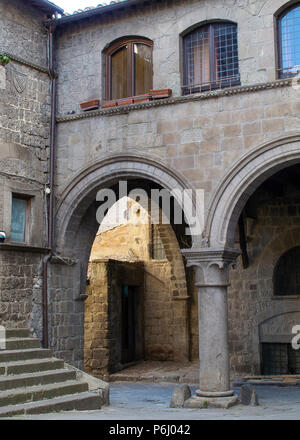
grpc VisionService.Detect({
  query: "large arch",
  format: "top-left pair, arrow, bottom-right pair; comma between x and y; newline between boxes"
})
205,132 -> 300,248
55,152 -> 199,254
50,153 -> 198,368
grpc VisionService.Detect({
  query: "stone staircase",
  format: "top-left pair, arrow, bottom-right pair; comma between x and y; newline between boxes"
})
0,329 -> 109,417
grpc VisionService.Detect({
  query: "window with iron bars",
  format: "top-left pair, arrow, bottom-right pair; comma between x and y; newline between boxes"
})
278,4 -> 300,78
262,343 -> 300,375
182,22 -> 240,95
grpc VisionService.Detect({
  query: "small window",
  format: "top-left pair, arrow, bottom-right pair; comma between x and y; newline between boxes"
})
11,195 -> 30,243
274,246 -> 300,296
105,37 -> 153,100
182,22 -> 240,94
278,4 -> 300,78
151,225 -> 166,260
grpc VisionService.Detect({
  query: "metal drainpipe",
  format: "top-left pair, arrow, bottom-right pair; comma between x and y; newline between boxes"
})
42,21 -> 57,349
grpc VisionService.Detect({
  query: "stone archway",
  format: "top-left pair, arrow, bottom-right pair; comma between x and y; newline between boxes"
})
50,153 -> 196,369
205,133 -> 300,248
183,133 -> 300,399
55,152 -> 199,254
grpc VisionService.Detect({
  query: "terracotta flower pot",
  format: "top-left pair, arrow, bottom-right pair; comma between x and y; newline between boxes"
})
150,89 -> 172,99
80,99 -> 100,111
117,97 -> 134,107
101,100 -> 118,109
133,94 -> 151,104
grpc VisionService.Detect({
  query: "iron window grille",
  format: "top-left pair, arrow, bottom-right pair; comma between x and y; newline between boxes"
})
278,4 -> 300,78
182,22 -> 240,95
273,246 -> 300,296
262,343 -> 300,375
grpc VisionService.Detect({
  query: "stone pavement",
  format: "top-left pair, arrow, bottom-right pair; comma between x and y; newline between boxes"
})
108,361 -> 199,384
10,382 -> 300,420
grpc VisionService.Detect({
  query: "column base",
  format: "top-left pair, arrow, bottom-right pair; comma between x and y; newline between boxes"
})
184,394 -> 239,409
196,389 -> 234,397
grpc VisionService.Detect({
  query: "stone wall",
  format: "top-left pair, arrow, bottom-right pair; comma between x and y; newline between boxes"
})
45,0 -> 300,375
228,183 -> 300,379
0,250 -> 43,335
54,0 -> 299,216
87,203 -> 195,366
0,0 -> 51,332
55,0 -> 285,114
84,260 -> 144,378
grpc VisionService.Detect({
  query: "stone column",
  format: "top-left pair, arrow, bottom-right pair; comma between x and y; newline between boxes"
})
182,247 -> 240,407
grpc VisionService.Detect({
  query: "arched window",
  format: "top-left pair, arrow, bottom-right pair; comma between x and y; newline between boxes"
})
274,246 -> 300,296
278,4 -> 300,78
105,37 -> 153,100
182,22 -> 240,94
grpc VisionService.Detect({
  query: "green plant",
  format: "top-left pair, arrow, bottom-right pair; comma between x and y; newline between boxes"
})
202,400 -> 209,408
0,54 -> 11,65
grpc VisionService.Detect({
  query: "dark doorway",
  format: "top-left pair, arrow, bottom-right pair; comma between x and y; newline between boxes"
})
262,343 -> 300,375
121,285 -> 137,364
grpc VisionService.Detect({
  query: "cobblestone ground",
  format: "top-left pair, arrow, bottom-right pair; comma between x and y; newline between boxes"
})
13,382 -> 300,420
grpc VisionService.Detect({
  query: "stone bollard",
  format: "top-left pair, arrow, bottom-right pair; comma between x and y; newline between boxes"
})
170,384 -> 191,408
240,384 -> 259,406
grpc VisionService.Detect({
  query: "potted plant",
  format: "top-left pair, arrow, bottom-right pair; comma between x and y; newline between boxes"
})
0,54 -> 11,66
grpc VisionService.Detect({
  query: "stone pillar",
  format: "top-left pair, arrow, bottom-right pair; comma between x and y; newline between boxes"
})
182,247 -> 240,407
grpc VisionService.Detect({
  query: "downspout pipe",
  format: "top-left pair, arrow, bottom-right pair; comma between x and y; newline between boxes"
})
42,21 -> 57,348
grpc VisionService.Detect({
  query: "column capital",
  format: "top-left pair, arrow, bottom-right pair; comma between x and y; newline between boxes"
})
182,247 -> 241,269
182,247 -> 241,285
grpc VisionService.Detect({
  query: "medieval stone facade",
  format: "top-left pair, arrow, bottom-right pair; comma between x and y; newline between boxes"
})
0,0 -> 55,337
1,0 -> 300,397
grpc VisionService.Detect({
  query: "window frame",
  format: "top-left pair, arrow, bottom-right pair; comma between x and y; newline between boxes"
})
182,21 -> 240,95
105,37 -> 154,100
277,3 -> 300,78
10,193 -> 31,244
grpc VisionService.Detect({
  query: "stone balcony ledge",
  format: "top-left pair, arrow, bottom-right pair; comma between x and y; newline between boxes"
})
57,78 -> 292,123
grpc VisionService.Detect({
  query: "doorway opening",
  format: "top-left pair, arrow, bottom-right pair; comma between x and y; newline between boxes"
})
121,285 -> 138,365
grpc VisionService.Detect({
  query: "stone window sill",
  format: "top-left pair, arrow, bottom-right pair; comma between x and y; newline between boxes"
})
0,243 -> 49,253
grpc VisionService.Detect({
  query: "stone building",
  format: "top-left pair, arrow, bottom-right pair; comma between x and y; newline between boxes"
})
84,198 -> 197,377
1,0 -> 300,403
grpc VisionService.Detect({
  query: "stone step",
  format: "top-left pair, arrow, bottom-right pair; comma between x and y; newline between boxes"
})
0,329 -> 108,416
0,380 -> 89,407
5,338 -> 40,351
0,369 -> 77,392
0,358 -> 64,376
4,329 -> 31,339
0,348 -> 52,363
0,391 -> 104,417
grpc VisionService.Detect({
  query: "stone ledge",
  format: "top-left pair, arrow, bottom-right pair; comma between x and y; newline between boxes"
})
56,78 -> 292,123
0,243 -> 49,253
4,52 -> 49,75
